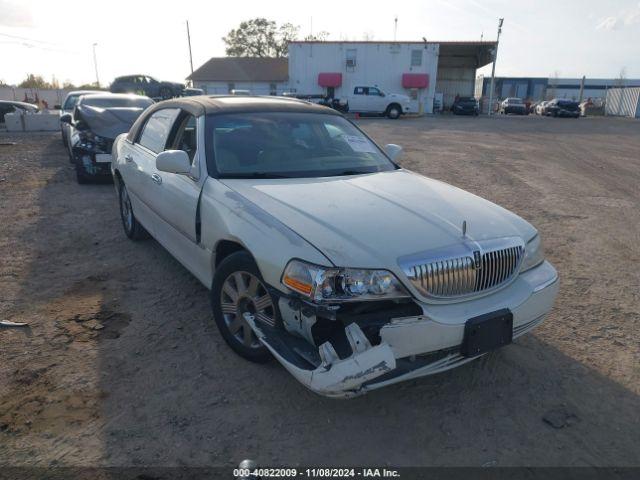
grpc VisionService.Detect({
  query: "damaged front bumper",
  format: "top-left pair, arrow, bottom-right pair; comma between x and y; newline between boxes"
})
246,261 -> 559,398
73,146 -> 113,177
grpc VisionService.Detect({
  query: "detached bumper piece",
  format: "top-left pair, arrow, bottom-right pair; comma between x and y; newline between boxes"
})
243,313 -> 395,398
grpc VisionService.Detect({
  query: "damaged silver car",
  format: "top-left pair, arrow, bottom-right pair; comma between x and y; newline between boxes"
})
111,96 -> 559,398
61,93 -> 153,183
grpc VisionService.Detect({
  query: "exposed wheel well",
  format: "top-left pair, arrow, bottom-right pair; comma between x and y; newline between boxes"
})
215,240 -> 247,268
387,102 -> 402,112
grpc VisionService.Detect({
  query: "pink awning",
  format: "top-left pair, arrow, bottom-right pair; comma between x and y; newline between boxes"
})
318,73 -> 342,88
402,73 -> 429,89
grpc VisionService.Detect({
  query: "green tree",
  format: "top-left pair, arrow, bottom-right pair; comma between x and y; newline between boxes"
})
304,31 -> 330,41
18,74 -> 51,89
223,18 -> 300,57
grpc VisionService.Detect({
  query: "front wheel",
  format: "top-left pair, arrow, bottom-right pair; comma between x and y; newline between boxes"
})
386,104 -> 401,119
211,251 -> 275,363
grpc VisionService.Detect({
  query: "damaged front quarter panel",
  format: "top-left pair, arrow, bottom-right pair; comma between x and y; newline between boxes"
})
243,313 -> 396,398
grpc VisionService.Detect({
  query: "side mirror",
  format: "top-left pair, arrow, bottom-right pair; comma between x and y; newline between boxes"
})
54,104 -> 62,110
384,144 -> 403,161
156,150 -> 191,174
60,113 -> 72,124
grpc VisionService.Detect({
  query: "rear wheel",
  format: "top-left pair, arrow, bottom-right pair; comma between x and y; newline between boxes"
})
118,182 -> 148,240
211,251 -> 275,363
386,104 -> 401,119
160,87 -> 173,100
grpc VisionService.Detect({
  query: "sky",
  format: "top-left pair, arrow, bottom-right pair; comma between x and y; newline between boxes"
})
1,0 -> 639,86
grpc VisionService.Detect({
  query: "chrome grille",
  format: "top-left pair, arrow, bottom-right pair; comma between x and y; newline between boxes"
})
402,240 -> 524,299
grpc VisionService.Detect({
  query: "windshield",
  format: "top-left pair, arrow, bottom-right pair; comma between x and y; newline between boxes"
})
63,94 -> 84,110
80,96 -> 154,109
208,112 -> 397,178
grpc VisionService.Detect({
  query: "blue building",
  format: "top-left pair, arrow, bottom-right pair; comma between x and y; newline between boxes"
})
475,75 -> 640,101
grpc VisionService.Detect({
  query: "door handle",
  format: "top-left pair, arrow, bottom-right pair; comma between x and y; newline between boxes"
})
124,154 -> 133,163
151,173 -> 162,185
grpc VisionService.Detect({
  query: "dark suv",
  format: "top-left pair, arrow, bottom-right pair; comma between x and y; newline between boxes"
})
545,99 -> 580,118
451,97 -> 479,115
110,75 -> 184,100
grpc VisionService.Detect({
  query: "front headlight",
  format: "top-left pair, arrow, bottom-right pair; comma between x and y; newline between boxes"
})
520,234 -> 545,272
281,259 -> 410,303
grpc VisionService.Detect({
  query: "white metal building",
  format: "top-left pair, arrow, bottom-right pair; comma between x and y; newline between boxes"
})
288,41 -> 495,113
187,57 -> 289,95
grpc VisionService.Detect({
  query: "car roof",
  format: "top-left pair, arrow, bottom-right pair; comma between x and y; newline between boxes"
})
66,90 -> 104,97
126,95 -> 340,142
0,100 -> 38,109
147,95 -> 339,116
78,93 -> 152,102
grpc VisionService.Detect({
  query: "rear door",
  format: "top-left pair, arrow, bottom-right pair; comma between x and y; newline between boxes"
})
126,108 -> 181,235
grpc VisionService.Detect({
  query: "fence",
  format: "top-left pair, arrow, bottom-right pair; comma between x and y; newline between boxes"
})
0,87 -> 76,108
605,87 -> 640,118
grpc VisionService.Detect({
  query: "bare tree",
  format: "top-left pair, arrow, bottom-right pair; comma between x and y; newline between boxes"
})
547,70 -> 560,100
362,31 -> 375,41
615,67 -> 627,88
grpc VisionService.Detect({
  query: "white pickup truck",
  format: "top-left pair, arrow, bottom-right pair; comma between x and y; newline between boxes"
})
346,86 -> 412,119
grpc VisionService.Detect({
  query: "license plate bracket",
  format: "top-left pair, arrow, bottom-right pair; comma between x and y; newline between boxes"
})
461,309 -> 513,358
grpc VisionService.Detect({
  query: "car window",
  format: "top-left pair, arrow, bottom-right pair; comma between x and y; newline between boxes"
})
354,87 -> 365,95
368,87 -> 381,96
209,112 -> 397,178
170,114 -> 198,164
138,108 -> 181,153
63,94 -> 81,110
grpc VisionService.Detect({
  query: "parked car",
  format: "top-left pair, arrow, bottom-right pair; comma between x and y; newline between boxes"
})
61,93 -> 154,183
535,101 -> 549,116
283,92 -> 350,114
111,96 -> 559,398
347,86 -> 411,119
110,75 -> 184,100
451,97 -> 479,115
57,90 -> 104,146
0,100 -> 38,126
545,99 -> 580,118
184,87 -> 205,97
499,97 -> 528,115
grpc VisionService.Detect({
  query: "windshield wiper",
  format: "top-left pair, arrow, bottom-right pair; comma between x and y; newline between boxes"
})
220,172 -> 294,179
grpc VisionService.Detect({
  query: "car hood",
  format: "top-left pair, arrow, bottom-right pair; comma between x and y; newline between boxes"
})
221,169 -> 537,269
75,105 -> 145,138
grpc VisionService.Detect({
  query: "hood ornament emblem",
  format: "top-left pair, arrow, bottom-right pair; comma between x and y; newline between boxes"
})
462,220 -> 467,237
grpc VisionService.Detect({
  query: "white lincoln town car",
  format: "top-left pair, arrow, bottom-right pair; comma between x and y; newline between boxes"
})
111,96 -> 559,398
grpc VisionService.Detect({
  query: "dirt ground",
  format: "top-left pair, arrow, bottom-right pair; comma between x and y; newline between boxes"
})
1,115 -> 639,469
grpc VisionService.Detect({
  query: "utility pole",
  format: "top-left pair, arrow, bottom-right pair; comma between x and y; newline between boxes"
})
578,75 -> 585,103
487,18 -> 503,116
186,21 -> 194,80
393,16 -> 398,41
92,43 -> 100,88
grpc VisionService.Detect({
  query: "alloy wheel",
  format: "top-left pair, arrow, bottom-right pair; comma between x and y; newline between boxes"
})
220,271 -> 275,349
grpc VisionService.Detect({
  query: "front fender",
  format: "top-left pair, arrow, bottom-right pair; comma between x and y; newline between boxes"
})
199,179 -> 332,291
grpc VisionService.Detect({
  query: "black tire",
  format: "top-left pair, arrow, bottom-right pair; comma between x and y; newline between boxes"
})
211,251 -> 274,363
386,104 -> 401,119
159,87 -> 173,100
118,181 -> 149,240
